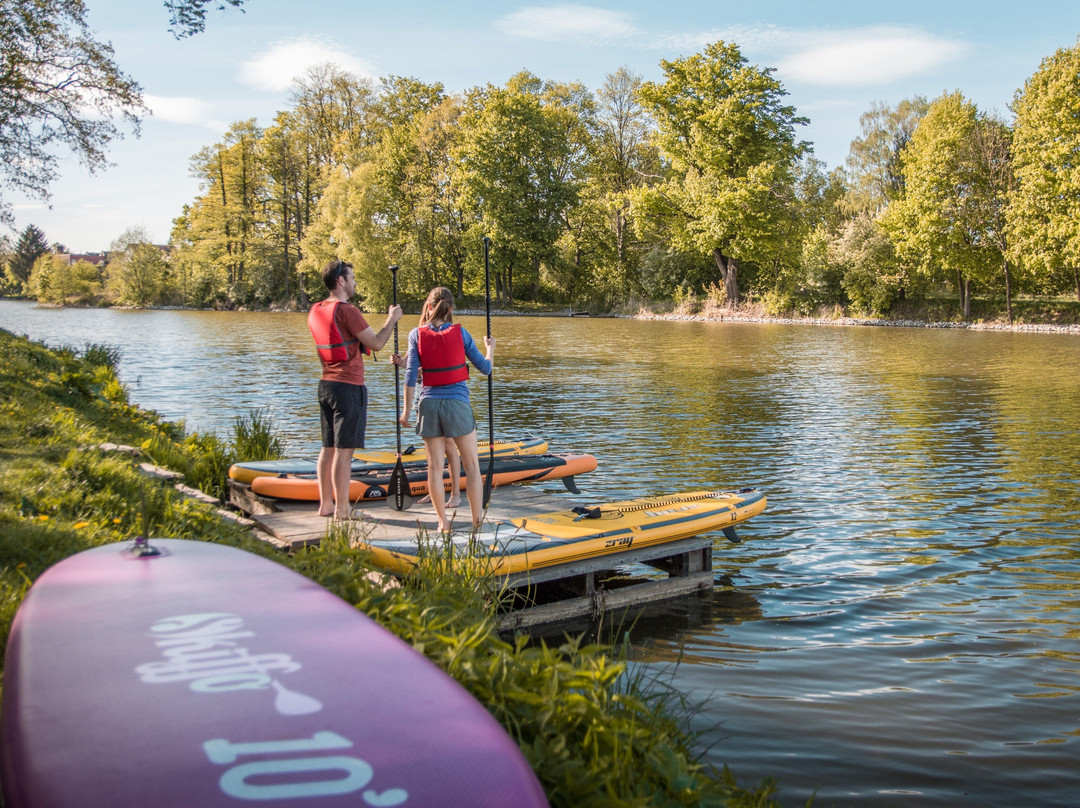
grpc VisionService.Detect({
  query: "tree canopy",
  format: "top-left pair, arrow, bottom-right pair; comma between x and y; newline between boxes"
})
634,41 -> 809,303
0,0 -> 146,222
1008,42 -> 1080,301
165,0 -> 246,38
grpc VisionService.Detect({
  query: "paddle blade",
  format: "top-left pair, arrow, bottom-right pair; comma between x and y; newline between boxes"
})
387,457 -> 413,511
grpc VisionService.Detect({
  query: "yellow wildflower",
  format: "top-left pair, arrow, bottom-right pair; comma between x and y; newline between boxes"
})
73,521 -> 89,529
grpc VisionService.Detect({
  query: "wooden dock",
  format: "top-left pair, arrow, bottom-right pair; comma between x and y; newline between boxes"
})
228,480 -> 716,633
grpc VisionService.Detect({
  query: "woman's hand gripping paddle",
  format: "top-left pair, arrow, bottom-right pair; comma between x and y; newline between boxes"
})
482,236 -> 495,508
387,264 -> 412,511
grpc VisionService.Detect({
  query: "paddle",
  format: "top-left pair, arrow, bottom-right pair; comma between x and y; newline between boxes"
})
387,264 -> 412,511
482,236 -> 495,508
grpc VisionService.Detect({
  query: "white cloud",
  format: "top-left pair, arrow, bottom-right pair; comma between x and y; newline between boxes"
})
144,94 -> 226,131
651,24 -> 790,56
495,4 -> 638,44
650,25 -> 968,88
777,27 -> 969,86
239,37 -> 377,92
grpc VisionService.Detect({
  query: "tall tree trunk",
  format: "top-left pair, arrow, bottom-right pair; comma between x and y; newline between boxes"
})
963,278 -> 971,318
1074,266 -> 1080,304
218,151 -> 232,294
956,269 -> 965,316
711,248 -> 740,306
1003,257 -> 1012,324
282,146 -> 290,301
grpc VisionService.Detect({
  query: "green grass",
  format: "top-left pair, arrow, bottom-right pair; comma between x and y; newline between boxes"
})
0,327 -> 789,808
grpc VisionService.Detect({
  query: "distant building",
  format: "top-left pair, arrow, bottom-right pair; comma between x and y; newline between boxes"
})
57,253 -> 109,267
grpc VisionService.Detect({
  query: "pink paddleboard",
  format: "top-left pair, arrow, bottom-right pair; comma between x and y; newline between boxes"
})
1,539 -> 549,808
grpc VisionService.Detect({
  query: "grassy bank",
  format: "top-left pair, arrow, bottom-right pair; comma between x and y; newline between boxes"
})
0,328 -> 786,808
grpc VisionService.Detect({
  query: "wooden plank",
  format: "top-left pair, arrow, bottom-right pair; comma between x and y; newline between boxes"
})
226,480 -> 284,516
498,571 -> 714,632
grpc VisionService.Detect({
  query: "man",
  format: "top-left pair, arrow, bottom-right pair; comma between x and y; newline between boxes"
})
308,259 -> 402,519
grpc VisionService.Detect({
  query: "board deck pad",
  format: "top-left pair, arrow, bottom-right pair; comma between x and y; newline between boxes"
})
229,437 -> 548,484
0,540 -> 549,808
356,488 -> 767,576
250,453 -> 597,502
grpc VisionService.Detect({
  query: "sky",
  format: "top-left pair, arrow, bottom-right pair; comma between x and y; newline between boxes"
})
9,0 -> 1080,253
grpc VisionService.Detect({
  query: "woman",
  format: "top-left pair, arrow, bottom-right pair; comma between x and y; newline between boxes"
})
400,287 -> 494,531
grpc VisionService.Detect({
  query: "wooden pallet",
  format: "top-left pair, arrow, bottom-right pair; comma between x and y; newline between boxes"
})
227,480 -> 719,629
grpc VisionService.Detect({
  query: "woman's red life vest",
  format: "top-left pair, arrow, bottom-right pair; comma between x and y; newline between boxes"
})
417,324 -> 469,385
308,300 -> 358,363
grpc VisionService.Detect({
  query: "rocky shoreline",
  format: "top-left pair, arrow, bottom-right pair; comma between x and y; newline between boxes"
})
630,310 -> 1080,334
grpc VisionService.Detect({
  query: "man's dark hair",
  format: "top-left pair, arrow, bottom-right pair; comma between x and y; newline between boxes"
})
322,259 -> 351,291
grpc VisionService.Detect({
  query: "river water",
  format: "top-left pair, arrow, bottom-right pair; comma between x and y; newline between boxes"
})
3,299 -> 1079,807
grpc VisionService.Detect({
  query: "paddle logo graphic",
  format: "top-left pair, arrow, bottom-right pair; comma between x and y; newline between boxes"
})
135,612 -> 408,805
135,612 -> 322,713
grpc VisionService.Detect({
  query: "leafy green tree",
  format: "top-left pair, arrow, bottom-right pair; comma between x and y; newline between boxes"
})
9,224 -> 50,291
364,78 -> 457,300
884,92 -> 1011,317
756,155 -> 842,311
834,214 -> 902,315
299,160 -> 394,307
0,0 -> 145,221
28,253 -> 66,302
841,98 -> 929,216
30,255 -> 102,304
187,120 -> 270,305
1008,42 -> 1080,302
288,64 -> 377,175
404,97 -> 471,298
108,240 -> 170,307
258,112 -> 308,306
634,41 -> 809,305
0,232 -> 14,294
456,72 -> 584,304
574,68 -> 661,305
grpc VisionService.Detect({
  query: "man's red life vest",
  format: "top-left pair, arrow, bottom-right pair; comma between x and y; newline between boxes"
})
418,324 -> 469,385
308,300 -> 358,363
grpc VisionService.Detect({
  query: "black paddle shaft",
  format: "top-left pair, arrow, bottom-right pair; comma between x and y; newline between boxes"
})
387,264 -> 412,511
391,264 -> 401,453
482,237 -> 495,507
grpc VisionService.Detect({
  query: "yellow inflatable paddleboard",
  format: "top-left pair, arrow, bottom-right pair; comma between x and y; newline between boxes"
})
359,488 -> 767,576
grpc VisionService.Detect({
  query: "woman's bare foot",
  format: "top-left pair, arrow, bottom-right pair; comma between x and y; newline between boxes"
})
447,496 -> 461,508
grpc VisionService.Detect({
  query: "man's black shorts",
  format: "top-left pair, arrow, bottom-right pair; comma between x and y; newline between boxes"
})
318,380 -> 367,449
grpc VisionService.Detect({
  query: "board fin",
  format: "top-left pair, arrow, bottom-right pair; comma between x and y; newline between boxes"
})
562,475 -> 581,494
722,526 -> 741,544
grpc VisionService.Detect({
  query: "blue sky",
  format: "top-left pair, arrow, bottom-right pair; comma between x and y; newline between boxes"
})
10,0 -> 1080,252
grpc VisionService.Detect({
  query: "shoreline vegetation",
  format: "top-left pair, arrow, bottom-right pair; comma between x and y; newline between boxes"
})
11,294 -> 1080,335
0,327 -> 784,808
